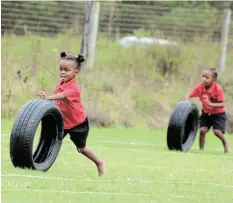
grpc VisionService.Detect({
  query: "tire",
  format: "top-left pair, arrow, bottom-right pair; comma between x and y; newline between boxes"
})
167,101 -> 199,152
10,99 -> 64,172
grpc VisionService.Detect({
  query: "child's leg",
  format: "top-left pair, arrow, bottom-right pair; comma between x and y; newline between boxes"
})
199,112 -> 211,150
199,127 -> 209,150
212,112 -> 230,153
69,118 -> 105,176
78,147 -> 104,176
213,129 -> 230,153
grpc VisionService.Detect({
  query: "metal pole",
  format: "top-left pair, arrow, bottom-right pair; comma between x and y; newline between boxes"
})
219,9 -> 231,72
80,0 -> 93,58
88,1 -> 100,68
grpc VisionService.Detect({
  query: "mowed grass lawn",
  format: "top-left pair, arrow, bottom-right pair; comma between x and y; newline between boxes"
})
1,119 -> 233,203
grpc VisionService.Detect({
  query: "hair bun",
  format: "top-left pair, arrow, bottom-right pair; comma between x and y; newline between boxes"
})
60,52 -> 67,58
77,54 -> 84,63
208,68 -> 218,79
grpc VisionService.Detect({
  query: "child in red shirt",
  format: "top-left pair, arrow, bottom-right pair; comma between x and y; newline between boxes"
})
37,52 -> 104,175
185,68 -> 230,153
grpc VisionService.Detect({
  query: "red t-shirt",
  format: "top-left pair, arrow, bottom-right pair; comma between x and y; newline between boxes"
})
189,82 -> 225,114
55,77 -> 86,129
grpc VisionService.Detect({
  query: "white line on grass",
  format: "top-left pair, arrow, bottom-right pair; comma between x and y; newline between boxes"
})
2,133 -> 228,153
2,174 -> 76,181
97,140 -> 156,146
96,140 -> 225,152
1,188 -> 233,200
3,133 -> 232,158
97,146 -> 233,159
2,174 -> 233,189
3,162 -> 231,175
84,163 -> 232,174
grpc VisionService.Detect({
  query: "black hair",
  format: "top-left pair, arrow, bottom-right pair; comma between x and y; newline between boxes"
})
207,68 -> 218,79
60,52 -> 85,69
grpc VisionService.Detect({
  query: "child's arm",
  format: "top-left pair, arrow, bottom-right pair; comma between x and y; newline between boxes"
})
184,93 -> 192,100
185,84 -> 201,100
203,95 -> 224,108
203,85 -> 225,108
37,90 -> 66,101
47,93 -> 66,101
210,102 -> 224,108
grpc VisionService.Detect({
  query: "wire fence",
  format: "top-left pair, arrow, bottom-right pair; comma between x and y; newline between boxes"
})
1,1 -> 233,44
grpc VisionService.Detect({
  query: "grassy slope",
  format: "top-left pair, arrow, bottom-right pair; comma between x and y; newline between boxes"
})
1,33 -> 233,131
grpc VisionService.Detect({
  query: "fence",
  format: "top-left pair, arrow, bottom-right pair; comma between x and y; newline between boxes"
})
2,1 -> 233,42
1,1 -> 233,70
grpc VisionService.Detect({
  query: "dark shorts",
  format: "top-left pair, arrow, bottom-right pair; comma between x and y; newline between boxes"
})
199,112 -> 226,133
63,118 -> 89,148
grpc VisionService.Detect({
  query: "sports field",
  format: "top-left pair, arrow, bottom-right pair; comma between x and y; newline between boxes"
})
1,119 -> 233,203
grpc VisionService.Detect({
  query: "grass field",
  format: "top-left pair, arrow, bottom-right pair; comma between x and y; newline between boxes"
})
1,119 -> 233,203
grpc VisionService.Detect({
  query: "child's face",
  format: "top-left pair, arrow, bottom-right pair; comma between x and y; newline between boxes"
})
201,70 -> 215,87
59,59 -> 78,82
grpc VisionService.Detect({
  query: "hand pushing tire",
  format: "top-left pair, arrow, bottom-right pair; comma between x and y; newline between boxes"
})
167,101 -> 199,152
10,99 -> 64,172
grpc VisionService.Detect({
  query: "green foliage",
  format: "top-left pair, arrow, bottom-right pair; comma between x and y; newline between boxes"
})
134,29 -> 153,38
1,33 -> 233,133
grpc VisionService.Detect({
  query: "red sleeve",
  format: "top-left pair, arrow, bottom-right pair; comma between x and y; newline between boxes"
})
63,86 -> 80,101
54,82 -> 61,94
189,84 -> 202,98
216,86 -> 224,102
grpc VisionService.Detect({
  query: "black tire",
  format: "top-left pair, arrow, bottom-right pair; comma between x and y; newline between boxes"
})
167,101 -> 199,152
10,99 -> 64,172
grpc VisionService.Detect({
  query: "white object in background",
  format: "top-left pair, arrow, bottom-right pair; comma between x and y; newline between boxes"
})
119,36 -> 178,47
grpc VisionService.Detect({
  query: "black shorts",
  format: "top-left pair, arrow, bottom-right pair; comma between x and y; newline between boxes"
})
63,118 -> 89,148
199,112 -> 226,133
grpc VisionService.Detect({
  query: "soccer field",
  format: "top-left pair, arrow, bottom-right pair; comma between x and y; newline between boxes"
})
1,119 -> 233,203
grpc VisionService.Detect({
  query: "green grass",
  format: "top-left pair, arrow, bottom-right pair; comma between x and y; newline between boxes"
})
1,119 -> 233,203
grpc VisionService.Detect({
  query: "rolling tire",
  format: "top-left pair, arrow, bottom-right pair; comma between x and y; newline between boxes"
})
10,99 -> 64,172
167,101 -> 199,152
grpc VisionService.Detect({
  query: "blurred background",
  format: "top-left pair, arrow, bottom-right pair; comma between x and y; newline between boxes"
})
1,1 -> 233,133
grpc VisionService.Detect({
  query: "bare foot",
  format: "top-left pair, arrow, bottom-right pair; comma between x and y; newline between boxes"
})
97,161 -> 105,176
224,142 -> 230,153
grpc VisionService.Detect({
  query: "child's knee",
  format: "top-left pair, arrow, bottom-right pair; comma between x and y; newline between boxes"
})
200,127 -> 208,135
213,129 -> 222,135
77,147 -> 85,153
